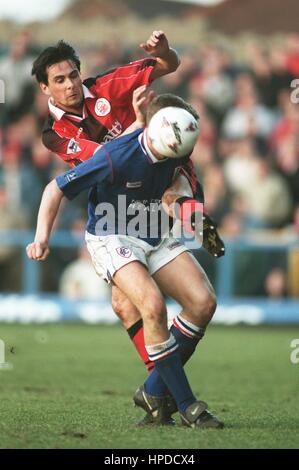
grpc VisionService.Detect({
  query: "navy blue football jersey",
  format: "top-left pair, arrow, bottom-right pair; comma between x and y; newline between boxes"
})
56,128 -> 189,245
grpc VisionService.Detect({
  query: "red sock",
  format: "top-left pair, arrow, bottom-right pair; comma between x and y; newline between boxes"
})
127,319 -> 155,371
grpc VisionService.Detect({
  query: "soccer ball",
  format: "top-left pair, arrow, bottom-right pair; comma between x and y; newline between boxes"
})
146,106 -> 199,158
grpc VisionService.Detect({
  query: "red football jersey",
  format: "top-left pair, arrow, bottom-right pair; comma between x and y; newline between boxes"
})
42,58 -> 157,167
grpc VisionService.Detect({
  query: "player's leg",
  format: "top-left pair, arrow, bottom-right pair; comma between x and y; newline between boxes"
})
155,250 -> 217,359
113,261 -> 168,344
86,235 -> 212,426
111,285 -> 154,371
86,235 -> 153,371
140,248 -> 224,428
154,251 -> 216,326
111,285 -> 141,329
113,261 -> 199,415
145,250 -> 216,396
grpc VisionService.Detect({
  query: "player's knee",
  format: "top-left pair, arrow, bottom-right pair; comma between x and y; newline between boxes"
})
112,295 -> 124,317
189,290 -> 217,325
112,292 -> 124,316
142,295 -> 166,325
204,292 -> 217,322
112,291 -> 140,326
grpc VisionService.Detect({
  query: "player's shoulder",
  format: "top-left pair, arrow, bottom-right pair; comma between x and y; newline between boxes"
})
83,65 -> 120,91
41,114 -> 69,152
83,58 -> 156,90
42,114 -> 55,134
173,155 -> 191,168
105,128 -> 143,152
41,115 -> 57,149
102,129 -> 143,166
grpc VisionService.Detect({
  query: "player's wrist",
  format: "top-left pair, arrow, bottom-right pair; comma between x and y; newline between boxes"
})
34,235 -> 49,246
135,116 -> 146,128
176,196 -> 204,215
155,47 -> 171,59
175,197 -> 204,232
159,47 -> 179,64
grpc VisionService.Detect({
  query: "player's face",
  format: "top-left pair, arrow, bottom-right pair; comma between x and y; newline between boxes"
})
41,60 -> 84,112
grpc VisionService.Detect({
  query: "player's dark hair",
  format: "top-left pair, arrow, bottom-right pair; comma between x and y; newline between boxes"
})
146,94 -> 199,125
31,40 -> 81,84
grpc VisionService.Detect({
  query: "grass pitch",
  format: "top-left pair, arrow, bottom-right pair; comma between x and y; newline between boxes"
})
0,323 -> 298,449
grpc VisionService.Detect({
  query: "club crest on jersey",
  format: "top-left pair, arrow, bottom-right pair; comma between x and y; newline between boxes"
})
95,97 -> 111,117
67,138 -> 81,154
116,247 -> 132,258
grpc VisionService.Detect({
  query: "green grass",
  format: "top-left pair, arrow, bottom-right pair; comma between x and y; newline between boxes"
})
0,323 -> 298,449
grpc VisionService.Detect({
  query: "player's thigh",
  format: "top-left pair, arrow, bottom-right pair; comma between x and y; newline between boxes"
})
111,285 -> 141,328
113,261 -> 165,317
153,251 -> 215,310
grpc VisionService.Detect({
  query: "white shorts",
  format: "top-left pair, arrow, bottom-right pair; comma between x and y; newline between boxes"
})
85,232 -> 188,283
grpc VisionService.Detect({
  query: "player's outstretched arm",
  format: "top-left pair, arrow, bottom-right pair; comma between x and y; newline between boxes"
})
140,30 -> 180,80
26,180 -> 64,261
121,85 -> 156,135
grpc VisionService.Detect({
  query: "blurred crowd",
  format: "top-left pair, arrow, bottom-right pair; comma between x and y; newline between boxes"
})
0,30 -> 299,298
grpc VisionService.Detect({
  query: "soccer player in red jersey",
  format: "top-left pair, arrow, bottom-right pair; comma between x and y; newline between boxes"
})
32,31 -> 179,167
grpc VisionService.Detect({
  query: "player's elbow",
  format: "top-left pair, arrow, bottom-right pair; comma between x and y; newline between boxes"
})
164,53 -> 180,74
171,53 -> 180,72
152,51 -> 180,80
169,49 -> 180,72
43,179 -> 64,207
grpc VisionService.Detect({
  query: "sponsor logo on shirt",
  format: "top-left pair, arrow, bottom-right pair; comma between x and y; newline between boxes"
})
102,120 -> 123,143
95,97 -> 111,117
116,247 -> 132,258
67,138 -> 82,154
126,181 -> 142,188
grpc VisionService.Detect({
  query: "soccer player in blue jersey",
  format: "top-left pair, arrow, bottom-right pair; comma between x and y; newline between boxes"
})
27,94 -> 224,429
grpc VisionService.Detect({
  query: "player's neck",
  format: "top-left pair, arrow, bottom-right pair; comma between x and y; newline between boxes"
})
144,129 -> 167,161
55,101 -> 84,117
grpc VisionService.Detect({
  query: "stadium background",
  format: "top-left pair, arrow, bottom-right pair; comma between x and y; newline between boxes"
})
0,0 -> 298,450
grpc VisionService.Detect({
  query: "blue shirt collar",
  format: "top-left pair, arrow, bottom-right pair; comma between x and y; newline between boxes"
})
138,129 -> 168,164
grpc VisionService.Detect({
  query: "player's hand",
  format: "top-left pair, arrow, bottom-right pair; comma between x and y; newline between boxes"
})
132,85 -> 156,126
140,30 -> 170,58
26,241 -> 50,261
